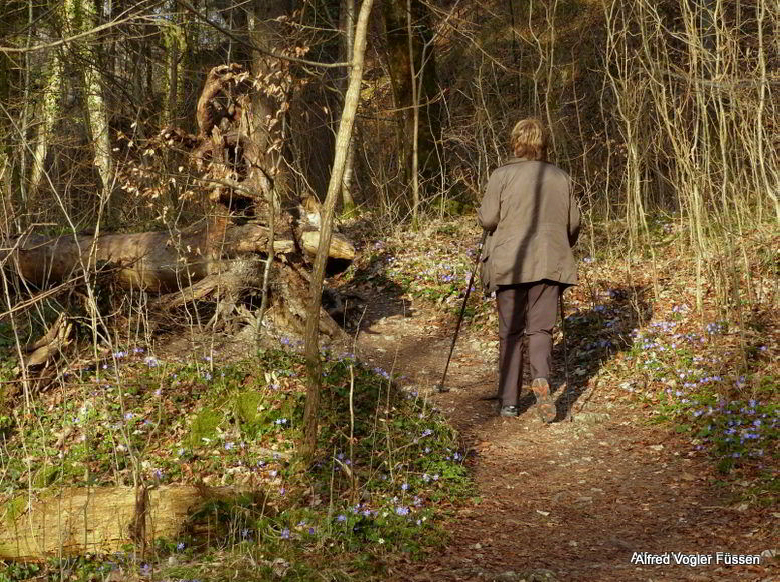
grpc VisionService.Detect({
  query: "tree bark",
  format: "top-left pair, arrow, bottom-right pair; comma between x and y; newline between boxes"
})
340,0 -> 357,214
303,0 -> 375,460
4,223 -> 354,294
63,0 -> 114,201
383,0 -> 441,205
163,20 -> 186,126
0,485 -> 259,560
29,51 -> 62,198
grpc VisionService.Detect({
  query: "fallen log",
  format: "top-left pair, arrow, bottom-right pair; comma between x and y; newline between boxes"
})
0,485 -> 262,561
3,223 -> 354,294
1,62 -> 357,345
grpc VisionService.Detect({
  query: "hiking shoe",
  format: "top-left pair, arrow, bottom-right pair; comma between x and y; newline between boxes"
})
499,405 -> 519,417
531,378 -> 556,423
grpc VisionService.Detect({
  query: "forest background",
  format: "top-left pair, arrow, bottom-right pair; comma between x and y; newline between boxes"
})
0,0 -> 776,580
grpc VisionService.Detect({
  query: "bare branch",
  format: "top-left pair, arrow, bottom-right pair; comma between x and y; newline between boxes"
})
175,0 -> 351,69
0,2 -> 161,54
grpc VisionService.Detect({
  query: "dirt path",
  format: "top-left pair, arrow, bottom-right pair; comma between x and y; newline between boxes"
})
353,297 -> 776,582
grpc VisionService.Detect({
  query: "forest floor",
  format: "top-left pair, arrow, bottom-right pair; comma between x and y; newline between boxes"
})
0,216 -> 776,582
338,217 -> 778,582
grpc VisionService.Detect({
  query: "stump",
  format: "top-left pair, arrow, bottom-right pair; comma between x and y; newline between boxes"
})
1,63 -> 356,345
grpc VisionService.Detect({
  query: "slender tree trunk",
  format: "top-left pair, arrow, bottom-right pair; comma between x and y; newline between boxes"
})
63,0 -> 114,201
383,0 -> 440,211
302,0 -> 374,460
84,50 -> 113,200
29,52 -> 62,198
0,29 -> 17,228
19,0 -> 36,209
340,0 -> 357,214
753,0 -> 778,223
406,0 -> 420,226
163,20 -> 185,126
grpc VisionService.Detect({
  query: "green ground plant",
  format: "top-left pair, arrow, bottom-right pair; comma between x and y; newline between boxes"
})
0,343 -> 472,581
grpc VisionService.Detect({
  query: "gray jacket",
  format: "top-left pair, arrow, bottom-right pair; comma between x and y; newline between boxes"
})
478,158 -> 580,292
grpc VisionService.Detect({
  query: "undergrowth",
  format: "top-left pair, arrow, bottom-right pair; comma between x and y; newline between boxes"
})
344,215 -> 778,500
0,213 -> 776,580
0,344 -> 472,581
340,220 -> 493,324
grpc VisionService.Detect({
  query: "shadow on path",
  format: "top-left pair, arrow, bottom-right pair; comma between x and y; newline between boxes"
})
551,283 -> 654,421
357,296 -> 774,582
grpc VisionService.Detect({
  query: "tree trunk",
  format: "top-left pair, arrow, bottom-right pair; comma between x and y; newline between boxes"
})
0,485 -> 260,561
5,222 -> 354,292
0,44 -> 15,227
63,0 -> 114,202
29,51 -> 62,198
303,0 -> 375,460
383,0 -> 441,207
340,0 -> 357,214
163,21 -> 186,127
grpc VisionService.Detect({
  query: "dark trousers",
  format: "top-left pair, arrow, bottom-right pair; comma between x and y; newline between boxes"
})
496,281 -> 561,407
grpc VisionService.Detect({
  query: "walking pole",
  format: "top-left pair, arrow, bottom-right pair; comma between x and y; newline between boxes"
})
437,230 -> 488,393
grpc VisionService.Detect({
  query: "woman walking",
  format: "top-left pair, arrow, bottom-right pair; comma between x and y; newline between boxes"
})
478,118 -> 580,422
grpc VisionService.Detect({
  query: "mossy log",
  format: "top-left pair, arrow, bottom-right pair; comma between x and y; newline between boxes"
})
0,485 -> 253,561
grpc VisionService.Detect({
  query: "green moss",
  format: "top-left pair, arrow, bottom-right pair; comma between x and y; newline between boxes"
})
2,496 -> 25,527
190,407 -> 224,447
32,464 -> 61,488
234,390 -> 262,425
